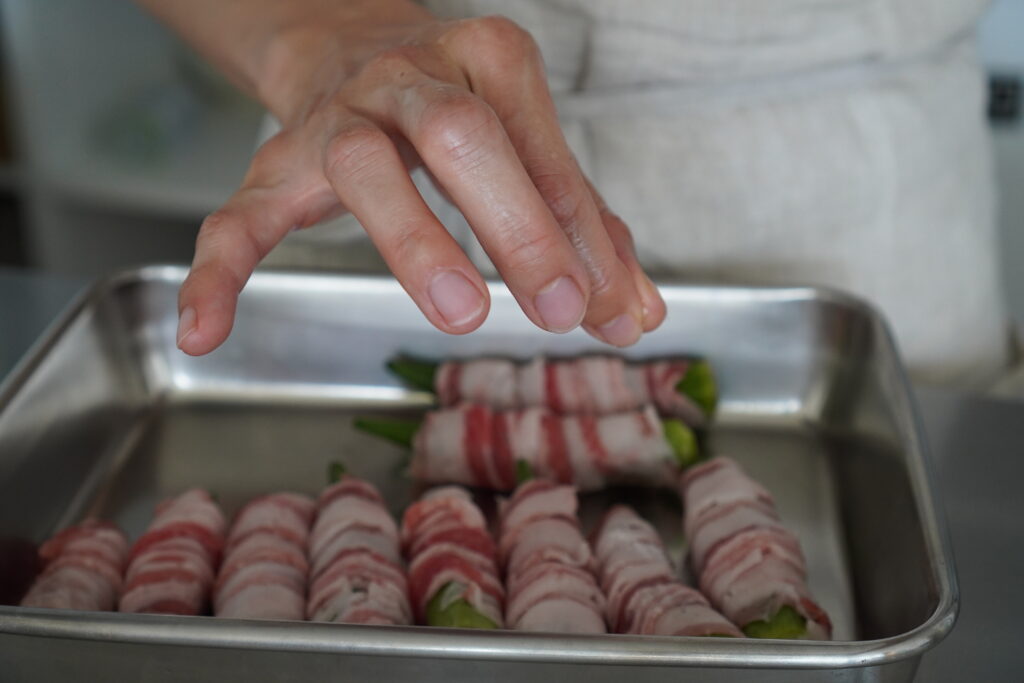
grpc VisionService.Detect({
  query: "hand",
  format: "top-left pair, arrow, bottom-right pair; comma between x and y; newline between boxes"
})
168,2 -> 666,354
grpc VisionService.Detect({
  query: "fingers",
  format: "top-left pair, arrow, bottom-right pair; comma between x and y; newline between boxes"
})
177,133 -> 341,355
368,73 -> 593,334
441,17 -> 649,345
181,16 -> 662,355
321,114 -> 490,332
584,179 -> 667,332
177,188 -> 293,355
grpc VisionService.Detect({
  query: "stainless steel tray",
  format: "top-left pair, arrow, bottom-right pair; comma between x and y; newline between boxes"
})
0,266 -> 957,682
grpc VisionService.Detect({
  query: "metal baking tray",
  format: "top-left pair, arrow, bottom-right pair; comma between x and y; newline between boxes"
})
0,266 -> 956,682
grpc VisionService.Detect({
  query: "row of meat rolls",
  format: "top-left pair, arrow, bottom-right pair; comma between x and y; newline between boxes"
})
592,506 -> 742,637
498,480 -> 605,633
680,457 -> 831,639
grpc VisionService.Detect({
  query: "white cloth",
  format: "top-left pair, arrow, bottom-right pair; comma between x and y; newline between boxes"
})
270,0 -> 1009,386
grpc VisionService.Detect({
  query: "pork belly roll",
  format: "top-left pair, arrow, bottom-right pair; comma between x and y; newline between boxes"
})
214,492 -> 314,620
357,404 -> 695,492
401,486 -> 503,628
390,356 -> 716,426
119,489 -> 226,615
498,480 -> 606,633
592,506 -> 741,637
20,519 -> 128,612
306,476 -> 411,625
680,457 -> 832,640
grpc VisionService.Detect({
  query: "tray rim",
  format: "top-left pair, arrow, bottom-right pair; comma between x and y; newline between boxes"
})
0,265 -> 959,669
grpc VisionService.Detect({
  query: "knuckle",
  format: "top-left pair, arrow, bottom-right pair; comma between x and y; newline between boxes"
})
323,124 -> 392,180
532,168 -> 586,230
196,210 -> 237,248
361,47 -> 419,80
449,16 -> 539,66
499,226 -> 566,274
246,131 -> 303,187
196,208 -> 260,268
587,267 -> 618,300
418,89 -> 498,164
465,16 -> 533,50
389,221 -> 434,264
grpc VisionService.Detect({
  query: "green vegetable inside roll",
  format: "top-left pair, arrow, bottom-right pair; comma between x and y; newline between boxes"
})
742,606 -> 808,639
426,581 -> 498,629
675,359 -> 718,417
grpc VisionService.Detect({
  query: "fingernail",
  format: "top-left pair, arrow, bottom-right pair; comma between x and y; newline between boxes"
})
534,276 -> 585,333
637,274 -> 664,326
177,306 -> 197,348
596,313 -> 642,347
429,270 -> 485,326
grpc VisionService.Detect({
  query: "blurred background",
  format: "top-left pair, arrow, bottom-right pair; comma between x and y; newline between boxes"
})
0,0 -> 1020,313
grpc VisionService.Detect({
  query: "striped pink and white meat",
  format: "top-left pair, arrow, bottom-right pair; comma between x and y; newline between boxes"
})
401,486 -> 503,626
20,519 -> 129,612
214,492 -> 314,620
436,356 -> 706,425
498,480 -> 606,633
592,505 -> 742,637
413,403 -> 674,492
118,489 -> 226,615
307,476 -> 411,625
680,457 -> 832,639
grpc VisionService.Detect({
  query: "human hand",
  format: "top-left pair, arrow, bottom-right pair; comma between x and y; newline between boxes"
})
171,2 -> 666,354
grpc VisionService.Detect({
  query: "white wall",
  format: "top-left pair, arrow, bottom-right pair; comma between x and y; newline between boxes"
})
979,0 -> 1024,322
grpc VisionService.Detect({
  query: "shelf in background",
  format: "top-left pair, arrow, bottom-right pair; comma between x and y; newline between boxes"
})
43,98 -> 265,219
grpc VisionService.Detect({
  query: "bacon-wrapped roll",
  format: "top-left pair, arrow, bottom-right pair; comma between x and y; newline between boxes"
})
680,457 -> 832,640
401,486 -> 503,628
592,506 -> 741,637
214,492 -> 314,620
306,476 -> 411,625
356,404 -> 696,492
20,519 -> 128,612
119,489 -> 226,615
498,480 -> 606,633
389,355 -> 716,426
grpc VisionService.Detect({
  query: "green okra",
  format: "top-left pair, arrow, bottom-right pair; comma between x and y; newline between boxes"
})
741,606 -> 807,639
353,417 -> 420,449
425,581 -> 498,629
515,459 -> 534,484
662,419 -> 700,468
327,461 -> 347,483
387,357 -> 438,393
675,358 -> 718,418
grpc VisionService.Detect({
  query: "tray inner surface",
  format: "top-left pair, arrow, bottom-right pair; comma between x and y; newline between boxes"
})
0,272 -> 945,651
69,398 -> 859,639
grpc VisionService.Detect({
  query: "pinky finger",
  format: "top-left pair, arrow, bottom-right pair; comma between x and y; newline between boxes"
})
584,179 -> 666,332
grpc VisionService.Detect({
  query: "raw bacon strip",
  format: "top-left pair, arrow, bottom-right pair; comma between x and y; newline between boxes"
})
20,520 -> 128,612
592,506 -> 741,637
214,492 -> 314,620
680,457 -> 832,640
407,404 -> 678,492
307,476 -> 411,625
119,489 -> 225,615
498,480 -> 606,633
395,355 -> 715,425
401,486 -> 503,628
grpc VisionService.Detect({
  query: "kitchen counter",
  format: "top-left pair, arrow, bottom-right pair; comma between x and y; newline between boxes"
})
0,266 -> 1020,681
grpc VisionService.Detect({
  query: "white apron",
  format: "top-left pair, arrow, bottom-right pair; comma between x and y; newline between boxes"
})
266,0 -> 1008,386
